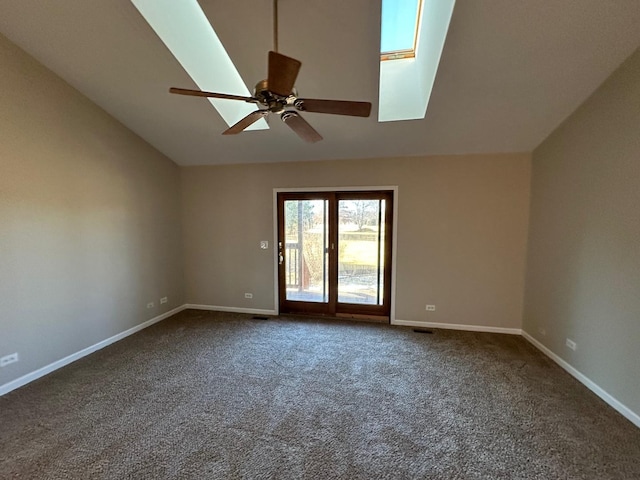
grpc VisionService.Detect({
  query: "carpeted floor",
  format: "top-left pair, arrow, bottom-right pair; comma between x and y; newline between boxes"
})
1,310 -> 639,479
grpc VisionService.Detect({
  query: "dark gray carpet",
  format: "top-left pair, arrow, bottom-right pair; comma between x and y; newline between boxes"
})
1,310 -> 639,479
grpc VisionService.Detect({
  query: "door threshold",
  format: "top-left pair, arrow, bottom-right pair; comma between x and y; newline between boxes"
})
336,313 -> 389,324
279,312 -> 389,324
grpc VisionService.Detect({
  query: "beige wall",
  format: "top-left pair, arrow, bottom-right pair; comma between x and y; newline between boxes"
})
181,153 -> 531,328
524,49 -> 640,414
0,34 -> 184,387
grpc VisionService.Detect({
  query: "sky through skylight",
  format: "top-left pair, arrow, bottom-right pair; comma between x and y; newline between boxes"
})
381,0 -> 421,54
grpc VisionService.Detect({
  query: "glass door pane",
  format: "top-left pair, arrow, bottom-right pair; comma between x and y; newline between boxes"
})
337,199 -> 386,305
284,199 -> 329,303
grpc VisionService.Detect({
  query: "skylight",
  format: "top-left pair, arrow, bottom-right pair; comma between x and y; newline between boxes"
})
131,0 -> 267,131
381,0 -> 422,60
378,0 -> 455,122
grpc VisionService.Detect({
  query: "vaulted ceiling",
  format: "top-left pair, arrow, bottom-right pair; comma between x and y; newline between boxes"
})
1,0 -> 639,165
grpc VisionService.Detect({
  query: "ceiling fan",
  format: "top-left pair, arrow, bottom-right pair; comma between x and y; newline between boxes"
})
168,0 -> 372,143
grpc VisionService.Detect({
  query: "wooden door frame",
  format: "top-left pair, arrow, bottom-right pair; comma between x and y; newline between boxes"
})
277,192 -> 334,316
272,186 -> 398,322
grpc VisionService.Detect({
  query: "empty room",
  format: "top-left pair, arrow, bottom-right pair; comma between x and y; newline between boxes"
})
1,0 -> 639,478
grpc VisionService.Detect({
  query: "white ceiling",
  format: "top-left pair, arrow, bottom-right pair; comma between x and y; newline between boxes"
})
1,0 -> 639,166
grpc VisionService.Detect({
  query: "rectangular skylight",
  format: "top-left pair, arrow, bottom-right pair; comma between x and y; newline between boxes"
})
381,0 -> 423,60
378,0 -> 455,122
131,0 -> 267,131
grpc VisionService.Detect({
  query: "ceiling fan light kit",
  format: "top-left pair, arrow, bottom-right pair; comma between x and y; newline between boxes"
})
169,0 -> 372,143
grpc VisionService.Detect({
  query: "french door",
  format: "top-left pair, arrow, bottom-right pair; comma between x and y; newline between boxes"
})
277,191 -> 393,320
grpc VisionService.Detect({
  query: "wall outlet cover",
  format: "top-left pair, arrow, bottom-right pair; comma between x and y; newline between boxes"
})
0,353 -> 19,367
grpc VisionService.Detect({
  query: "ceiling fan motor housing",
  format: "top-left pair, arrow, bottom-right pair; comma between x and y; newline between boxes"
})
253,79 -> 271,99
254,79 -> 298,114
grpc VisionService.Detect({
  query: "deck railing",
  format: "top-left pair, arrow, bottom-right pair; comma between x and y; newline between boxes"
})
285,242 -> 301,289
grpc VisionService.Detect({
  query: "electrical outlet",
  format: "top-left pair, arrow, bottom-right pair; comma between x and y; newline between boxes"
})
147,302 -> 154,309
245,293 -> 253,299
425,305 -> 436,311
566,338 -> 577,351
0,353 -> 19,367
160,297 -> 168,304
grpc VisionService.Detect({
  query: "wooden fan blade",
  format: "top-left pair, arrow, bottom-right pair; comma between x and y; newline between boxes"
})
295,98 -> 372,117
170,87 -> 256,103
268,51 -> 301,97
281,112 -> 322,143
222,111 -> 269,135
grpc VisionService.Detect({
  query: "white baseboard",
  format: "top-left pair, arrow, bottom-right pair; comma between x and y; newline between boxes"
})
522,330 -> 640,429
0,305 -> 187,397
392,319 -> 522,335
184,304 -> 277,316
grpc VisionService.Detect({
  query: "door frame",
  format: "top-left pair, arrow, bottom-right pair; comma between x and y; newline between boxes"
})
272,186 -> 399,322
